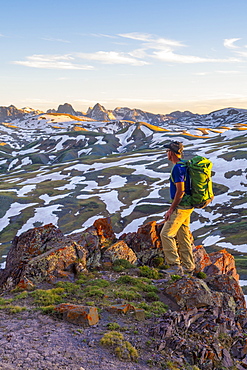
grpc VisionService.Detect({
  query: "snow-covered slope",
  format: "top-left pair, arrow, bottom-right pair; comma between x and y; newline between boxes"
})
0,106 -> 247,266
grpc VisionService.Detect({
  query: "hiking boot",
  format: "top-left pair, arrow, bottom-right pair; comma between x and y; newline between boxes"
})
162,265 -> 184,276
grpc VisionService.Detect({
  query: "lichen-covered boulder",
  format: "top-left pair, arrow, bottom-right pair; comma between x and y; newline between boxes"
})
206,249 -> 239,281
165,276 -> 237,311
206,274 -> 246,309
102,240 -> 137,265
120,220 -> 164,264
0,224 -> 90,289
193,245 -> 212,273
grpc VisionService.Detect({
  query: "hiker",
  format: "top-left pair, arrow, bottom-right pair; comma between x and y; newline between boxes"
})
160,141 -> 195,275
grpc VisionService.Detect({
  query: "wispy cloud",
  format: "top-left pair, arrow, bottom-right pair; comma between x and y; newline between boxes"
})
77,51 -> 149,66
91,33 -> 118,39
12,54 -> 94,70
224,38 -> 241,49
223,38 -> 247,59
119,33 -> 241,64
41,37 -> 71,43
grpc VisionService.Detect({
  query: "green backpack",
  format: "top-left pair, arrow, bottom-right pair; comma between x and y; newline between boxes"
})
178,156 -> 214,208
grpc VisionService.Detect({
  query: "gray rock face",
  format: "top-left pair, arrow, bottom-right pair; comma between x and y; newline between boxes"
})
57,103 -> 77,115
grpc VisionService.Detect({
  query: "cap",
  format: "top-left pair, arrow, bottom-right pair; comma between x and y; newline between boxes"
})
164,141 -> 184,155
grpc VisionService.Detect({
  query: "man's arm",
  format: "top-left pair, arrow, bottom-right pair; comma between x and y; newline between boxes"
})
164,181 -> 185,221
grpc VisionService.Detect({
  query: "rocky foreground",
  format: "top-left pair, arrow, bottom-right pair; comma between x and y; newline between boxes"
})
0,218 -> 246,370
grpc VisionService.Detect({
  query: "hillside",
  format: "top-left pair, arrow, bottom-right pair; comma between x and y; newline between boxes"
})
0,105 -> 247,269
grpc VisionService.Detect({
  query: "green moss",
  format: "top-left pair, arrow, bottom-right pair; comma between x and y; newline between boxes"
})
39,305 -> 56,314
107,322 -> 121,331
115,340 -> 139,361
112,259 -> 134,271
56,281 -> 82,294
13,291 -> 29,300
145,292 -> 159,301
151,257 -> 164,268
196,271 -> 207,279
171,274 -> 183,282
139,266 -> 160,279
138,301 -> 168,317
30,288 -> 65,306
116,275 -> 138,285
100,330 -> 123,346
83,286 -> 105,298
114,289 -> 142,301
8,305 -> 27,314
85,279 -> 110,288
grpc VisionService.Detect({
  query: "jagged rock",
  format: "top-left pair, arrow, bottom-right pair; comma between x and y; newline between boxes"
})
70,226 -> 101,268
120,220 -> 164,264
193,245 -> 212,273
206,275 -> 246,309
102,240 -> 137,264
206,249 -> 239,281
165,276 -> 239,311
165,276 -> 219,309
93,217 -> 116,245
0,224 -> 65,288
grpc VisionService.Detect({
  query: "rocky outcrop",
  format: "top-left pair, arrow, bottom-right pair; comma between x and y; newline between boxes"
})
120,220 -> 164,265
0,218 -> 241,292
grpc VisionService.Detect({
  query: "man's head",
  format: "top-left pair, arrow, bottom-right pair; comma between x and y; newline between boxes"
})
164,141 -> 184,157
164,141 -> 184,163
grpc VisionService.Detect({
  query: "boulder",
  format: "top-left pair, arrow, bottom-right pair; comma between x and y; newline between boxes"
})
55,303 -> 99,326
165,276 -> 220,309
0,224 -> 91,289
102,240 -> 137,265
206,275 -> 246,309
165,275 -> 239,311
120,220 -> 164,264
193,245 -> 212,273
206,249 -> 239,281
93,217 -> 116,245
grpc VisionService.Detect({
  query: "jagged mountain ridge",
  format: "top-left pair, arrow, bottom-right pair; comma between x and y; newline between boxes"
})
3,102 -> 247,127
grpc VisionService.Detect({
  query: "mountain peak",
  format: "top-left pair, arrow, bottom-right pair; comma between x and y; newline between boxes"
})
57,103 -> 76,116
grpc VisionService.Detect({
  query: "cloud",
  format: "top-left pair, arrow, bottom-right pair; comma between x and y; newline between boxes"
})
77,51 -> 149,66
91,33 -> 118,39
12,54 -> 94,70
119,32 -> 184,48
224,38 -> 241,49
152,50 -> 239,64
119,33 -> 241,64
41,37 -> 71,43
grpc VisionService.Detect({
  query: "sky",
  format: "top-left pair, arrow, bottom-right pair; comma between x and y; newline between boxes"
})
1,0 -> 247,115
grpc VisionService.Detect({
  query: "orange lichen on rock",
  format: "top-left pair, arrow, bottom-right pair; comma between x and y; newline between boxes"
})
106,303 -> 135,314
55,303 -> 99,326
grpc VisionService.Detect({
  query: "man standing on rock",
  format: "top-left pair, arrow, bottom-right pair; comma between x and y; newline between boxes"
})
160,141 -> 195,275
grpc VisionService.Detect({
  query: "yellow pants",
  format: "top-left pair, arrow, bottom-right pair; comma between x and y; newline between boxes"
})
160,206 -> 195,271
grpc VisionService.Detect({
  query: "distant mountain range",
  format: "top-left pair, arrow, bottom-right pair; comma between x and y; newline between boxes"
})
1,102 -> 198,124
0,102 -> 247,268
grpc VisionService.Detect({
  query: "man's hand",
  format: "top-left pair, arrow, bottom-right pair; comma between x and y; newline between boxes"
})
164,181 -> 185,222
164,208 -> 174,221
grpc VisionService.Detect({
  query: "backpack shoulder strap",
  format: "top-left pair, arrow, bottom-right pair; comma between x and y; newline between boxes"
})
170,160 -> 188,183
